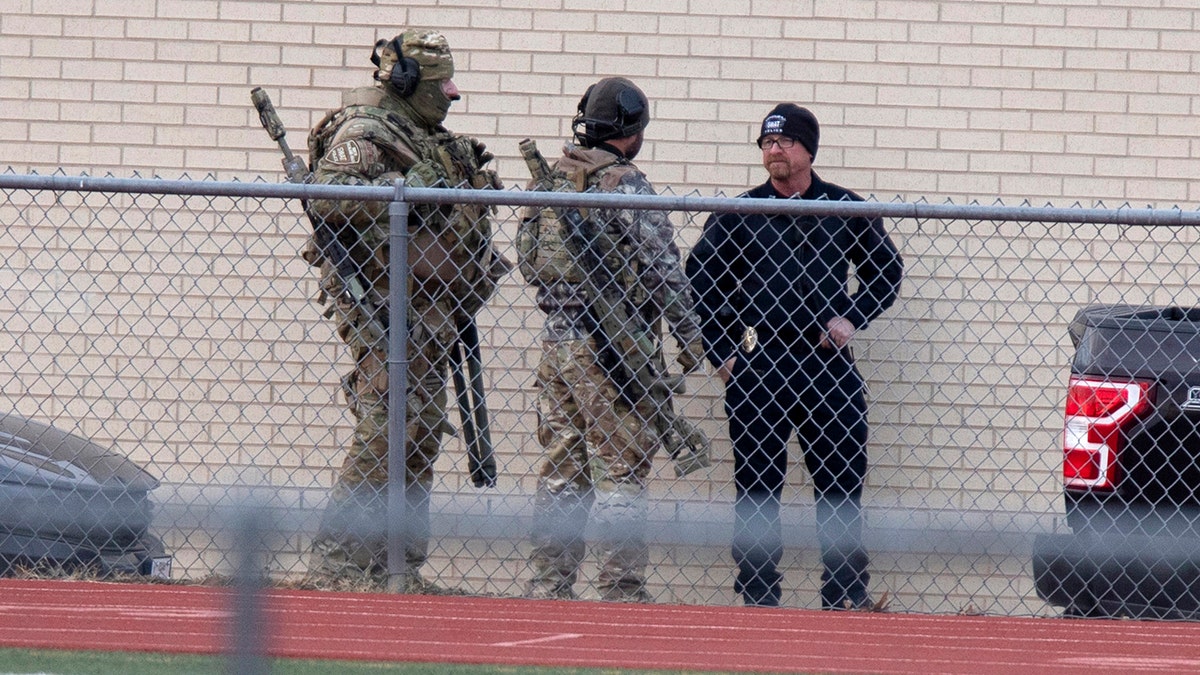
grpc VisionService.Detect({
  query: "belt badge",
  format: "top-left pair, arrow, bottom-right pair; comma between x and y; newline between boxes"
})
741,326 -> 758,353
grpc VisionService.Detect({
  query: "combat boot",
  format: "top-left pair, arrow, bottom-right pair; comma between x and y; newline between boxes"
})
525,543 -> 582,600
526,483 -> 589,601
523,578 -> 578,600
392,569 -> 456,595
598,581 -> 653,603
830,590 -> 890,612
305,529 -> 388,592
592,483 -> 651,603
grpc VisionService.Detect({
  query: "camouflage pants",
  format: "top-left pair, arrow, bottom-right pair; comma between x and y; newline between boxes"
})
527,338 -> 659,601
308,291 -> 457,589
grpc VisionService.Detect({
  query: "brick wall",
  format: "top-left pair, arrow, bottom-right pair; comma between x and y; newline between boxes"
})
3,1 -> 1199,206
2,2 -> 1198,608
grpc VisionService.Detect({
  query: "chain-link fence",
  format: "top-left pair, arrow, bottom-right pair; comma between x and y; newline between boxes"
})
3,170 -> 1200,616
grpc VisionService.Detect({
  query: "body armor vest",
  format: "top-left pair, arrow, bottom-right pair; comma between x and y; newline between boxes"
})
308,87 -> 507,319
517,148 -> 636,286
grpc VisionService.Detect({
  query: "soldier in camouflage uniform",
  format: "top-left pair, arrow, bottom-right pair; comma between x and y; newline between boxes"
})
304,29 -> 507,591
516,77 -> 707,602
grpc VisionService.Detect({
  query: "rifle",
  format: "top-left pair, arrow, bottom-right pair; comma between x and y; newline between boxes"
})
448,317 -> 497,487
519,138 -> 710,477
250,87 -> 386,347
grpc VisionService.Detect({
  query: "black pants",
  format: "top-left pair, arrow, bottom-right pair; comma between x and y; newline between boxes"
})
724,345 -> 870,608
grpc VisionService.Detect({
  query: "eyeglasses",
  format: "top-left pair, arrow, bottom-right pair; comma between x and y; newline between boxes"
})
758,136 -> 798,150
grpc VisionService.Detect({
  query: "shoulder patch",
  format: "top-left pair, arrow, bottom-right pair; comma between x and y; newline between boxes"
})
324,139 -> 366,168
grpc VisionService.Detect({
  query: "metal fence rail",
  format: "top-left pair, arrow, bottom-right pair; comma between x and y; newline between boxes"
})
2,171 -> 1198,615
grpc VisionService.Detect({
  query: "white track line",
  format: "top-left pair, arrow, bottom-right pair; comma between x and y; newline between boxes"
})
489,633 -> 583,647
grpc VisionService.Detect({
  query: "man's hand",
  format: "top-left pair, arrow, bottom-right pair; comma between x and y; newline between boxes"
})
718,356 -> 737,384
821,317 -> 856,349
471,138 -> 494,165
404,160 -> 442,188
473,167 -> 503,190
673,442 -> 711,477
676,340 -> 706,374
668,416 -> 712,478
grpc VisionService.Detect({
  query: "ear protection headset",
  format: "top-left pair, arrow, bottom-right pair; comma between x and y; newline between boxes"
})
371,37 -> 421,98
572,82 -> 647,146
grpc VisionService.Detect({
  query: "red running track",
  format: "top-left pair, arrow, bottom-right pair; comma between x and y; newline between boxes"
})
1,579 -> 1199,674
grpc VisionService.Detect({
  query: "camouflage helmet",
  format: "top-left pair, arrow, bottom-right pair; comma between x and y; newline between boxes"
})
371,29 -> 455,97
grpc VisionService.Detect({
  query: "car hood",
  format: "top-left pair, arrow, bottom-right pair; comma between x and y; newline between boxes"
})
0,413 -> 159,492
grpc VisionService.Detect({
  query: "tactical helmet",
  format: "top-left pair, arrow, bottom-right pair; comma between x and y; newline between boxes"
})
572,77 -> 650,146
371,29 -> 455,97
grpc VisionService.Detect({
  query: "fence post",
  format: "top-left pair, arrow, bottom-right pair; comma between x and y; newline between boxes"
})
226,504 -> 269,675
387,180 -> 412,592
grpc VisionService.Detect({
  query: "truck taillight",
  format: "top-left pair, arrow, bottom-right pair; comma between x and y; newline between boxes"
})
1062,376 -> 1151,490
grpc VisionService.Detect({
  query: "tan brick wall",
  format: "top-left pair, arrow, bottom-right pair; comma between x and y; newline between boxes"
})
3,1 -> 1199,206
1,2 -> 1196,609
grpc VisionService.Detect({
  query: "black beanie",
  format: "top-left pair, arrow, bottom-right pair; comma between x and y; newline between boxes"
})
757,103 -> 820,158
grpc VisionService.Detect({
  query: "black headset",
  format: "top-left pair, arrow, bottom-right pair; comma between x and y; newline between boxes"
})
371,37 -> 421,98
572,82 -> 647,146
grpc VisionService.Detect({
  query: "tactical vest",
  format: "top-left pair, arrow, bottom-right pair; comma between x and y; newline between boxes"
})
308,87 -> 507,319
517,148 -> 637,286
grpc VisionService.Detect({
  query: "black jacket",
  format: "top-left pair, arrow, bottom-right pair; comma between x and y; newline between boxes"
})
685,172 -> 903,366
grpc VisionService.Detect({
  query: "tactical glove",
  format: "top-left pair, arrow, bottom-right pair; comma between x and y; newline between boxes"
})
473,167 -> 503,191
471,138 -> 495,166
667,415 -> 712,478
675,340 -> 706,374
404,160 -> 443,188
673,442 -> 711,478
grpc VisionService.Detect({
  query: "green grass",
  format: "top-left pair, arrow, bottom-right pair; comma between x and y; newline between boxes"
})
0,647 -> 768,675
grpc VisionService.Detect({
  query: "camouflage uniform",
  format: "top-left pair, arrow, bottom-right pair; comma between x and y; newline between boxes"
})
304,29 -> 506,590
518,141 -> 703,601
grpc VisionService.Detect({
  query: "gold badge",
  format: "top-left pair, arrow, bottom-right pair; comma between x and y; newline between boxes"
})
741,326 -> 758,353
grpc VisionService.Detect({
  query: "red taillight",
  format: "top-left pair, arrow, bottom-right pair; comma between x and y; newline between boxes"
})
1062,377 -> 1151,490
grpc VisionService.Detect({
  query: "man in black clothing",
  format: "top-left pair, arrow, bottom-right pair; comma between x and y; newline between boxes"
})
685,103 -> 903,608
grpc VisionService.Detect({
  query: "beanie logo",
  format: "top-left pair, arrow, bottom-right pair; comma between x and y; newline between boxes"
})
762,115 -> 786,136
758,105 -> 818,158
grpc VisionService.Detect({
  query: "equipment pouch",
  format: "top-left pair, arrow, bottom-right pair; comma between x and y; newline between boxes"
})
518,206 -> 585,286
515,209 -> 541,285
454,242 -> 512,319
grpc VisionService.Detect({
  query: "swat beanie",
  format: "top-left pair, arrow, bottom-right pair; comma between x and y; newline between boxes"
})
757,103 -> 820,158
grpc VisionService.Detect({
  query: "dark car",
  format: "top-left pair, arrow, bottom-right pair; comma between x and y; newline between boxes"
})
0,412 -> 171,579
1034,305 -> 1200,619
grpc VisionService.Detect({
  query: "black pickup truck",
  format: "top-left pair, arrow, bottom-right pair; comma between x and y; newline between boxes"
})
1034,305 -> 1200,619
